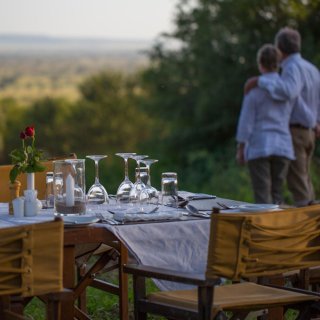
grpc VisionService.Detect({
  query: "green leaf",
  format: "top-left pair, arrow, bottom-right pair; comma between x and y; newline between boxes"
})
9,166 -> 20,184
26,145 -> 33,153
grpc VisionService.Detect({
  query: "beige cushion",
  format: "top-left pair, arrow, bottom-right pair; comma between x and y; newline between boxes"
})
148,282 -> 318,311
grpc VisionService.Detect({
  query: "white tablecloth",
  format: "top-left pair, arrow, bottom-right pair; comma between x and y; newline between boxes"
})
0,195 -> 245,291
0,202 -> 211,290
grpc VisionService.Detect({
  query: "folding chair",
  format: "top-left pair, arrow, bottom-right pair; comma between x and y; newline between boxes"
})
124,205 -> 320,319
0,218 -> 67,320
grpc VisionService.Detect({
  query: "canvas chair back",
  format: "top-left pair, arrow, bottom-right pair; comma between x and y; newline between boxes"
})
206,205 -> 320,281
0,218 -> 63,297
0,153 -> 77,202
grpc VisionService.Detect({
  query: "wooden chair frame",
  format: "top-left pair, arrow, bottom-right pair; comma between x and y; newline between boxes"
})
0,218 -> 71,320
124,206 -> 320,320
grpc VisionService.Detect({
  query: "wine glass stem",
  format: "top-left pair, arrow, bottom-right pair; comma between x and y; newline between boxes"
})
146,165 -> 151,185
136,160 -> 141,182
124,158 -> 129,180
94,160 -> 100,184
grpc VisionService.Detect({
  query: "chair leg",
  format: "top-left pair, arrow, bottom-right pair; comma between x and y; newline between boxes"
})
42,289 -> 74,320
46,299 -> 61,320
198,286 -> 213,320
133,275 -> 147,320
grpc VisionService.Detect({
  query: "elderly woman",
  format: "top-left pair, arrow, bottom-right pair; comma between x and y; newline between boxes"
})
236,44 -> 294,204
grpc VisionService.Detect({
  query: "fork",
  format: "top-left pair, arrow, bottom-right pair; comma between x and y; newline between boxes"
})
216,202 -> 239,210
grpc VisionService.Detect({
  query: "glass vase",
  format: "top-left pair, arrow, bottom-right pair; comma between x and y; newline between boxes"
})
53,159 -> 86,215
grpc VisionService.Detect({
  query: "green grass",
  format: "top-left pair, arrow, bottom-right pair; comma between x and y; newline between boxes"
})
23,247 -> 302,320
24,267 -> 165,320
24,269 -> 300,320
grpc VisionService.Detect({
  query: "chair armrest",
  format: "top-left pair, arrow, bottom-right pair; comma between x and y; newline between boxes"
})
123,264 -> 219,286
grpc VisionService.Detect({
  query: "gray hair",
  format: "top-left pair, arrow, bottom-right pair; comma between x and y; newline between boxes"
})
275,27 -> 301,54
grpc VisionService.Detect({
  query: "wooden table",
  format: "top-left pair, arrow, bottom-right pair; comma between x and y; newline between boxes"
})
63,225 -> 129,320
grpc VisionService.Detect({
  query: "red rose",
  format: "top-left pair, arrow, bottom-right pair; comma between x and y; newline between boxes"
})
25,126 -> 35,137
20,131 -> 26,139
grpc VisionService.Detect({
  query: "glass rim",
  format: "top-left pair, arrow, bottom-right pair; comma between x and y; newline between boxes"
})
161,172 -> 177,176
53,159 -> 86,164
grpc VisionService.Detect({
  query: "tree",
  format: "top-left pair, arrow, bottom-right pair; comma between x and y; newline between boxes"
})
23,97 -> 75,158
73,72 -> 151,155
140,0 -> 320,165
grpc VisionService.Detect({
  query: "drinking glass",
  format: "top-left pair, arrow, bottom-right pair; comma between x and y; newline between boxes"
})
161,172 -> 178,207
116,152 -> 136,204
129,154 -> 148,204
86,155 -> 109,204
140,159 -> 159,204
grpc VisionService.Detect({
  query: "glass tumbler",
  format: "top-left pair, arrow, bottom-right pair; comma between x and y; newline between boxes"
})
161,172 -> 178,207
53,159 -> 86,215
45,171 -> 54,208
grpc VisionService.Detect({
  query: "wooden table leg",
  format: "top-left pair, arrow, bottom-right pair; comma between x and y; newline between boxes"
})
119,242 -> 129,320
61,245 -> 76,320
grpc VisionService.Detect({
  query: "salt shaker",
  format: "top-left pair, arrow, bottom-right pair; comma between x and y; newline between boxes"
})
12,197 -> 25,218
24,189 -> 38,217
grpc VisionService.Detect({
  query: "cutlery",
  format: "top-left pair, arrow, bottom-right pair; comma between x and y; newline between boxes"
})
176,195 -> 216,208
185,204 -> 210,218
216,202 -> 239,210
187,195 -> 216,201
96,212 -> 122,225
109,206 -> 159,215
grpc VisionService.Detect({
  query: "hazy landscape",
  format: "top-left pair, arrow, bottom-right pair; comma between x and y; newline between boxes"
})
0,34 -> 151,104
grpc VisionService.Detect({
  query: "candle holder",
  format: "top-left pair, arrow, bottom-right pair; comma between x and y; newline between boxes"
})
53,159 -> 86,215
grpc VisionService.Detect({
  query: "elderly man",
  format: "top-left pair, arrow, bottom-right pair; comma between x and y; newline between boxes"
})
245,27 -> 320,207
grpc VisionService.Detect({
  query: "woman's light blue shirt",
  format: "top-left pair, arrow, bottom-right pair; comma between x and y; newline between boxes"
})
237,72 -> 295,161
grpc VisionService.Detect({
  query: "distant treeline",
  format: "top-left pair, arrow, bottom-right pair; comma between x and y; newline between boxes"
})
0,52 -> 148,104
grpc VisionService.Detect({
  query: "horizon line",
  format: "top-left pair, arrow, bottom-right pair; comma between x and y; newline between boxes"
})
0,32 -> 158,43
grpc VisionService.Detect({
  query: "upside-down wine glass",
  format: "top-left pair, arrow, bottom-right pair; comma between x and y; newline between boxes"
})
140,159 -> 159,204
86,155 -> 109,205
129,155 -> 149,204
116,152 -> 136,204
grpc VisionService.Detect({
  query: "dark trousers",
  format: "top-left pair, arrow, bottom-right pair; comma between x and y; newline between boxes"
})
248,156 -> 290,204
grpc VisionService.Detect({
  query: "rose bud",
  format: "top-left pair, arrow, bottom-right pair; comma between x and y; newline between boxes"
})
20,131 -> 26,139
25,126 -> 35,137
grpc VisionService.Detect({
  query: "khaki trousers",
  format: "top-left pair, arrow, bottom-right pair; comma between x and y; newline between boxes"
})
287,127 -> 315,207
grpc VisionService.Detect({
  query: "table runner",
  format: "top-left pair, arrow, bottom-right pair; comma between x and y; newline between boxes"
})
106,219 -> 210,290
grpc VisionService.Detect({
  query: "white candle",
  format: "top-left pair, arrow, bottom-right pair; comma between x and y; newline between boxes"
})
65,174 -> 75,207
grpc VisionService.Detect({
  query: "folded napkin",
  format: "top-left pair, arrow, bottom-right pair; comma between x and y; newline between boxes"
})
92,204 -> 183,223
114,210 -> 182,223
178,191 -> 216,200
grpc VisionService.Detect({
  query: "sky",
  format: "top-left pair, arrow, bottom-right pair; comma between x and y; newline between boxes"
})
0,0 -> 178,40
